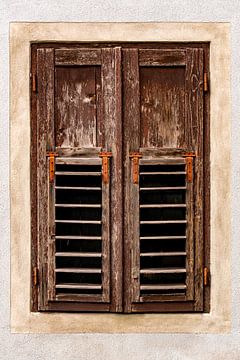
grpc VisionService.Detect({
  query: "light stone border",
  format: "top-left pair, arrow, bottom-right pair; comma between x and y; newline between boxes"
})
10,22 -> 231,333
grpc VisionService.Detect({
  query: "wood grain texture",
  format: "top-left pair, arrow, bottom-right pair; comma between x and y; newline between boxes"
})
102,47 -> 123,312
185,48 -> 204,311
140,66 -> 186,148
122,48 -> 141,312
36,48 -> 55,310
139,49 -> 186,66
55,48 -> 102,65
55,66 -> 97,148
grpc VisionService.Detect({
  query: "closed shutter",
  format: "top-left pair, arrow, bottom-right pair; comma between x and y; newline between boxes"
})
32,44 -> 208,313
123,48 -> 205,312
35,47 -> 122,311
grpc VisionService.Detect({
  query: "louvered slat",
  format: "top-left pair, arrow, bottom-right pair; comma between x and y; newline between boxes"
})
52,157 -> 110,302
138,158 -> 190,299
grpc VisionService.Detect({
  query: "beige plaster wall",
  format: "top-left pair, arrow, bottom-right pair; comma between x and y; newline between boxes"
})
10,22 -> 231,333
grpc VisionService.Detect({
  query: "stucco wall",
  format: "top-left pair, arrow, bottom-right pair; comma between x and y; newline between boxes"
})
1,1 -> 240,359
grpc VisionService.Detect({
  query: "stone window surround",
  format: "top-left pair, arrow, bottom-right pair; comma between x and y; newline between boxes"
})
10,22 -> 231,333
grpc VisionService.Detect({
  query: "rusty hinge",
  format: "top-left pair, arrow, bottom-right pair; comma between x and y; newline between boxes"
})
183,152 -> 196,182
99,152 -> 112,183
46,151 -> 58,182
129,152 -> 142,184
203,267 -> 210,286
204,72 -> 208,92
33,267 -> 39,286
31,73 -> 37,93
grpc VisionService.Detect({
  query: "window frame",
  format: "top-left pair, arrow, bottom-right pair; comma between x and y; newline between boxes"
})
30,42 -> 210,313
10,22 -> 231,333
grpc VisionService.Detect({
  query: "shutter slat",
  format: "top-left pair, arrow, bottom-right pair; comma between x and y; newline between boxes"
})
140,220 -> 187,224
140,236 -> 186,240
140,252 -> 186,257
55,252 -> 102,257
55,171 -> 101,176
55,268 -> 102,273
55,204 -> 101,208
55,220 -> 102,224
140,204 -> 186,208
140,284 -> 186,290
140,186 -> 186,191
55,186 -> 101,190
140,172 -> 186,175
56,283 -> 102,290
140,268 -> 186,274
55,236 -> 102,240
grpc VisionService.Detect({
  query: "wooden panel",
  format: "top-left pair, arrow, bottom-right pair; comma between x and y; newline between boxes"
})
140,66 -> 186,148
36,48 -> 55,309
122,48 -> 141,312
55,66 -> 100,148
139,49 -> 186,66
101,47 -> 123,312
55,48 -> 102,65
185,48 -> 204,311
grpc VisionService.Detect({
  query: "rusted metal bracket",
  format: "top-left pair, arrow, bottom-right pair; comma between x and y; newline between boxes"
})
31,73 -> 37,93
33,267 -> 39,286
46,151 -> 58,183
203,267 -> 210,286
129,152 -> 142,184
99,152 -> 112,183
183,152 -> 196,183
204,72 -> 208,92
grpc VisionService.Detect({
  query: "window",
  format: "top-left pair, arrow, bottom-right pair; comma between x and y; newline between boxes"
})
31,43 -> 210,313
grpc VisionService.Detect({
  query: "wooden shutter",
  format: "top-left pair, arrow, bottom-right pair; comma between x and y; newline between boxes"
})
123,48 -> 205,312
34,47 -> 122,312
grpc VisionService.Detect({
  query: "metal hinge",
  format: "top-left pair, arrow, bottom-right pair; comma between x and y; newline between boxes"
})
33,267 -> 39,286
46,151 -> 58,183
203,267 -> 210,286
204,72 -> 208,92
99,152 -> 112,183
31,73 -> 37,93
183,152 -> 196,182
129,152 -> 142,184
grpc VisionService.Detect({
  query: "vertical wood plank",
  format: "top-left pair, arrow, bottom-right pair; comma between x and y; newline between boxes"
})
102,47 -> 122,312
30,44 -> 38,311
185,159 -> 194,300
186,48 -> 204,311
37,48 -> 55,309
122,49 -> 141,312
55,66 -> 97,148
101,159 -> 110,302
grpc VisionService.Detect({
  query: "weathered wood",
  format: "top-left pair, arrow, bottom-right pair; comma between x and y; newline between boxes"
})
140,284 -> 186,290
55,252 -> 102,257
140,268 -> 186,274
30,44 -> 38,311
55,186 -> 101,190
56,283 -> 102,289
55,66 -> 97,148
55,48 -> 102,65
55,220 -> 101,224
140,204 -> 186,208
140,252 -> 186,257
140,220 -> 187,224
122,48 -> 141,312
55,235 -> 102,240
186,48 -> 204,310
36,48 -> 55,308
56,157 -> 102,165
55,268 -> 102,273
139,49 -> 186,66
140,236 -> 186,240
55,204 -> 101,208
140,158 -> 186,165
102,47 -> 123,312
55,171 -> 102,176
56,294 -> 104,303
140,65 -> 186,148
101,159 -> 111,302
140,186 -> 186,191
56,147 -> 101,158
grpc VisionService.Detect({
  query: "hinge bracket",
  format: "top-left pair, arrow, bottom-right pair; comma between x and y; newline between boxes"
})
31,73 -> 37,93
99,152 -> 112,183
183,152 -> 196,182
33,267 -> 39,286
204,72 -> 208,92
203,267 -> 210,286
129,152 -> 142,184
46,151 -> 58,183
